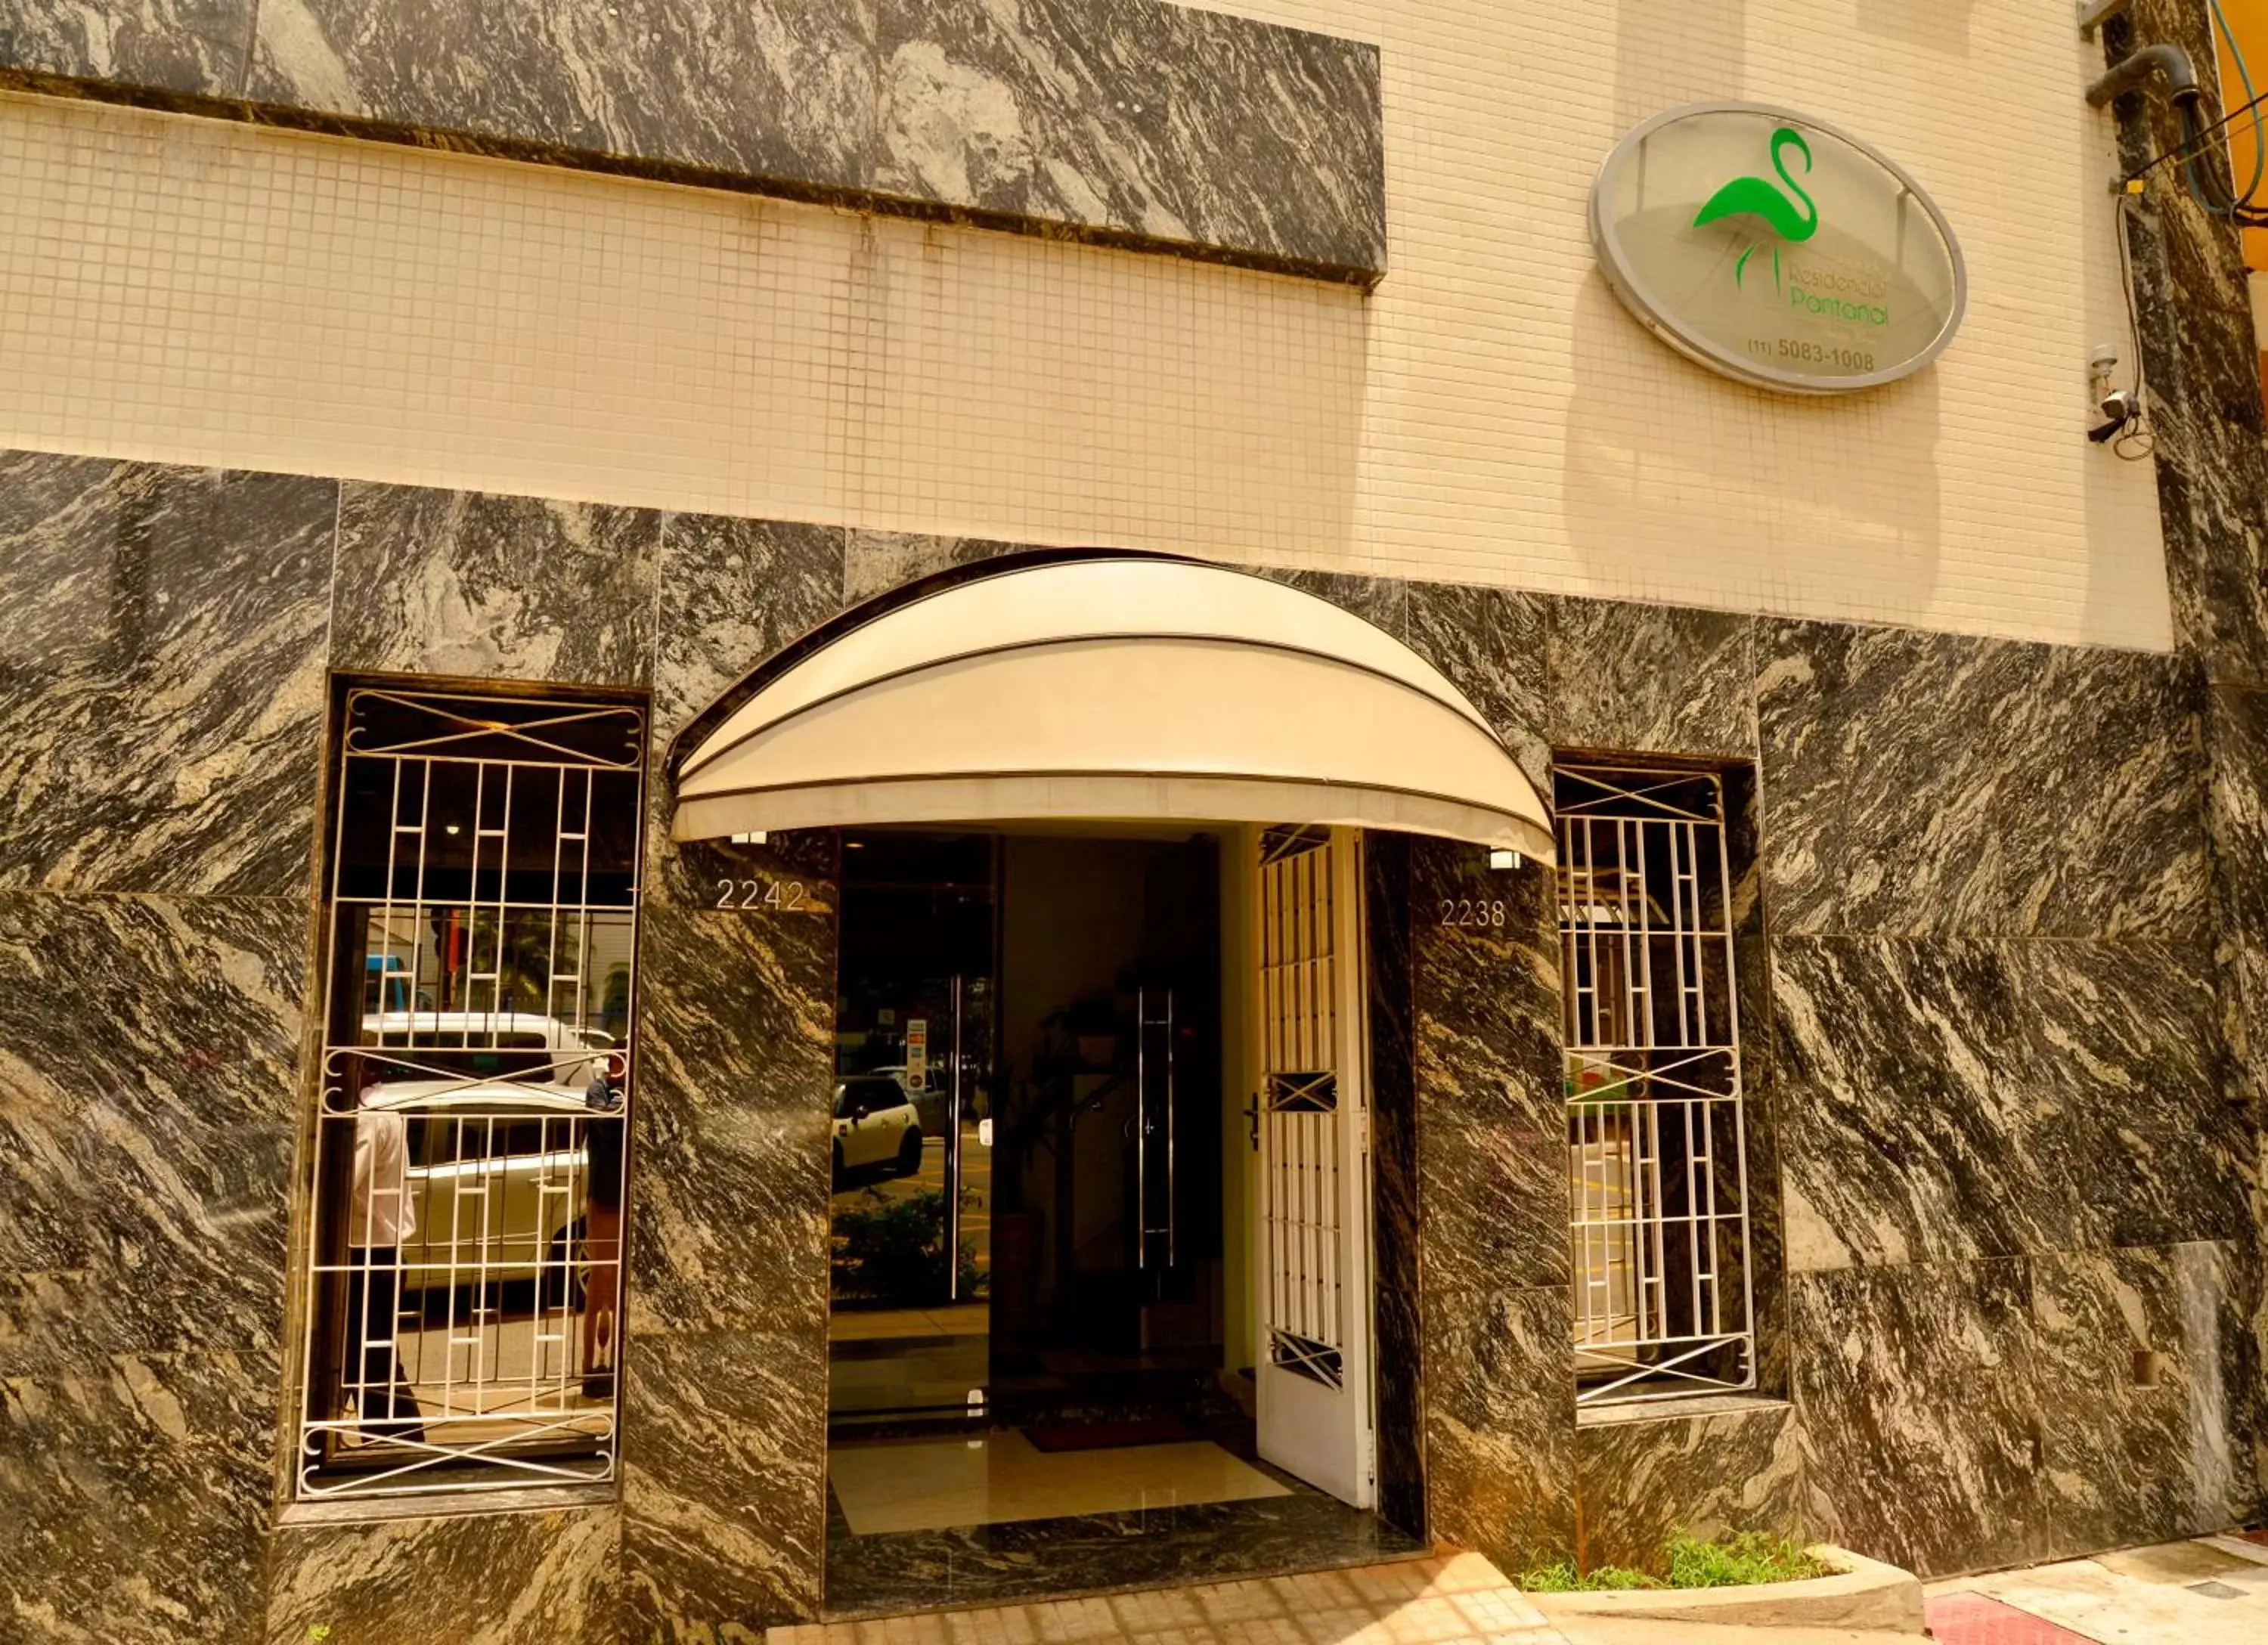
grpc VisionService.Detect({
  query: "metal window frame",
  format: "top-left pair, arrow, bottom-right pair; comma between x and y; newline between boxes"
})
1555,763 -> 1755,1407
293,685 -> 646,1501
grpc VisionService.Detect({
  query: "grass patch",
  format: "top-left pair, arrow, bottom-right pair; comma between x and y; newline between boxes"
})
1520,1532 -> 1830,1593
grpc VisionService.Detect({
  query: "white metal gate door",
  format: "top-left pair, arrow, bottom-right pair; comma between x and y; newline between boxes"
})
1250,826 -> 1374,1507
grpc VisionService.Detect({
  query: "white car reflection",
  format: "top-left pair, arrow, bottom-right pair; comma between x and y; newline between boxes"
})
366,1079 -> 608,1300
832,1074 -> 924,1177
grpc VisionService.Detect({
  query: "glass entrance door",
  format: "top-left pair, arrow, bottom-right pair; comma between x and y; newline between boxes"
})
830,832 -> 999,1424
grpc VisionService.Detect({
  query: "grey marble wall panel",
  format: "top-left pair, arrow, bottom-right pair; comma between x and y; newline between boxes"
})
1572,1402 -> 1805,1572
330,484 -> 661,688
1753,621 -> 2208,941
247,0 -> 876,190
1410,839 -> 1567,1293
0,0 -> 249,96
0,452 -> 333,897
2010,939 -> 2248,1251
627,903 -> 834,1340
1771,937 -> 2047,1271
1405,582 -> 1553,795
1774,932 -> 2244,1272
2208,686 -> 2268,1115
0,894 -> 305,1365
2031,1241 -> 2256,1561
1550,596 -> 1755,760
1793,1259 -> 2040,1578
265,1505 -> 622,1645
1409,839 -> 1572,1567
655,514 -> 845,739
875,0 -> 1383,274
621,1327 -> 827,1636
1755,618 -> 1859,937
647,514 -> 846,909
839,529 -> 1017,607
237,0 -> 1385,280
1421,1284 -> 1575,1572
2112,2 -> 2268,686
2,1346 -> 277,1643
1363,832 -> 1425,1539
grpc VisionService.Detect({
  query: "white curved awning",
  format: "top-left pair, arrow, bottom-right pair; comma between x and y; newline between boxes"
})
673,555 -> 1554,861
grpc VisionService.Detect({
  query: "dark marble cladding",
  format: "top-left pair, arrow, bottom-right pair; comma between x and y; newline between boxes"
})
656,513 -> 845,739
0,0 -> 249,95
627,902 -> 835,1339
1793,1259 -> 2040,1578
1408,834 -> 1572,1571
820,1472 -> 1427,1619
1363,833 -> 1425,1539
841,529 -> 1018,606
1795,1241 -> 2259,1578
1,1347 -> 277,1643
234,0 -> 1385,279
1422,1284 -> 1575,1571
0,452 -> 333,897
2031,1241 -> 2257,1560
2112,2 -> 2268,686
0,894 -> 305,1359
647,515 -> 847,909
622,1329 -> 826,1635
1572,1402 -> 1804,1572
265,1505 -> 622,1645
1404,582 -> 1553,795
1773,934 -> 2245,1272
1551,596 -> 1755,761
251,0 -> 875,194
1409,839 -> 1566,1293
330,484 -> 661,688
1754,619 -> 2208,941
2208,686 -> 2268,1121
875,0 -> 1383,272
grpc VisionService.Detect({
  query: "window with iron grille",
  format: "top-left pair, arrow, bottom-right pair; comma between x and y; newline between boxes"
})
1555,764 -> 1754,1405
295,686 -> 643,1500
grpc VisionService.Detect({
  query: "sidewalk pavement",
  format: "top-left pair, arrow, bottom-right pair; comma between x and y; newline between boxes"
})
1923,1532 -> 2268,1644
773,1533 -> 2268,1645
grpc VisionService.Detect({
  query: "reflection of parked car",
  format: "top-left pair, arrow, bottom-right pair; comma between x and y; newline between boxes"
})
869,1064 -> 950,1134
367,1080 -> 608,1299
364,1011 -> 614,1091
832,1075 -> 923,1176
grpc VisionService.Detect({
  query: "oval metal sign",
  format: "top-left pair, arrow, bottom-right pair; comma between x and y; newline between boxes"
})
1590,103 -> 1966,394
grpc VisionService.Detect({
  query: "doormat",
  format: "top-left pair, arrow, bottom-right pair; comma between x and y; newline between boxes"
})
1024,1416 -> 1203,1453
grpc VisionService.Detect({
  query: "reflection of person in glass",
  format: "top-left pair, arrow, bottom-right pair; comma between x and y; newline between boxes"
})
581,1052 -> 627,1399
346,1055 -> 423,1440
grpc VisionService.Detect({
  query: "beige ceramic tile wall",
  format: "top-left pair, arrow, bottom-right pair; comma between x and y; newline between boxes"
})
0,0 -> 2170,647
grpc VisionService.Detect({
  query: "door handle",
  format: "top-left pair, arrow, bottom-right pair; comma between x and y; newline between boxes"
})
1244,1093 -> 1262,1152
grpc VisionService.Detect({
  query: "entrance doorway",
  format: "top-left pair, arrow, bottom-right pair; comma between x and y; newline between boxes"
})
823,825 -> 1419,1615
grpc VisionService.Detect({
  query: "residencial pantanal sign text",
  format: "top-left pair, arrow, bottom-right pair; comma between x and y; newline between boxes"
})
1590,103 -> 1966,395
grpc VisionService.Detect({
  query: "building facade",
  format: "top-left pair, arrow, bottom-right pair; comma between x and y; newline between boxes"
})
0,1 -> 2263,1640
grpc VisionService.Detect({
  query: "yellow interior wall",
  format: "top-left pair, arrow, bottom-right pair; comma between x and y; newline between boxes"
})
2211,0 -> 2268,268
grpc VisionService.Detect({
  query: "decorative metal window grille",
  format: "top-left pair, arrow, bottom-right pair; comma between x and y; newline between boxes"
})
296,687 -> 643,1500
1259,827 -> 1346,1390
1556,764 -> 1754,1405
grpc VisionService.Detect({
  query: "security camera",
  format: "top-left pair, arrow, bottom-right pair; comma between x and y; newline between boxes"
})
2090,387 -> 2142,443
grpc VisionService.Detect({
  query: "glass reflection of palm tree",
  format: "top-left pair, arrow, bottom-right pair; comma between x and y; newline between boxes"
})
1693,126 -> 1818,295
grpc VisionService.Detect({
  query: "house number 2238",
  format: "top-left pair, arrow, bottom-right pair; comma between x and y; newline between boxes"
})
716,878 -> 808,911
1437,898 -> 1507,928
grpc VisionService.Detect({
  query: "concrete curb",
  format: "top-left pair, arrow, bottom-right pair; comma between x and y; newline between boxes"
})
1528,1545 -> 1926,1634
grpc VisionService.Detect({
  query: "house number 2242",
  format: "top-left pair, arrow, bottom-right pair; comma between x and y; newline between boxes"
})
715,878 -> 808,911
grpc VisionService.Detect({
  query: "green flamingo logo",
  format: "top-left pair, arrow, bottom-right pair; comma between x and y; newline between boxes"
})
1692,126 -> 1818,293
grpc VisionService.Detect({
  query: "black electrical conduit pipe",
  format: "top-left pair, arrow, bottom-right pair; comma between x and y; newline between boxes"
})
2087,42 -> 2241,211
